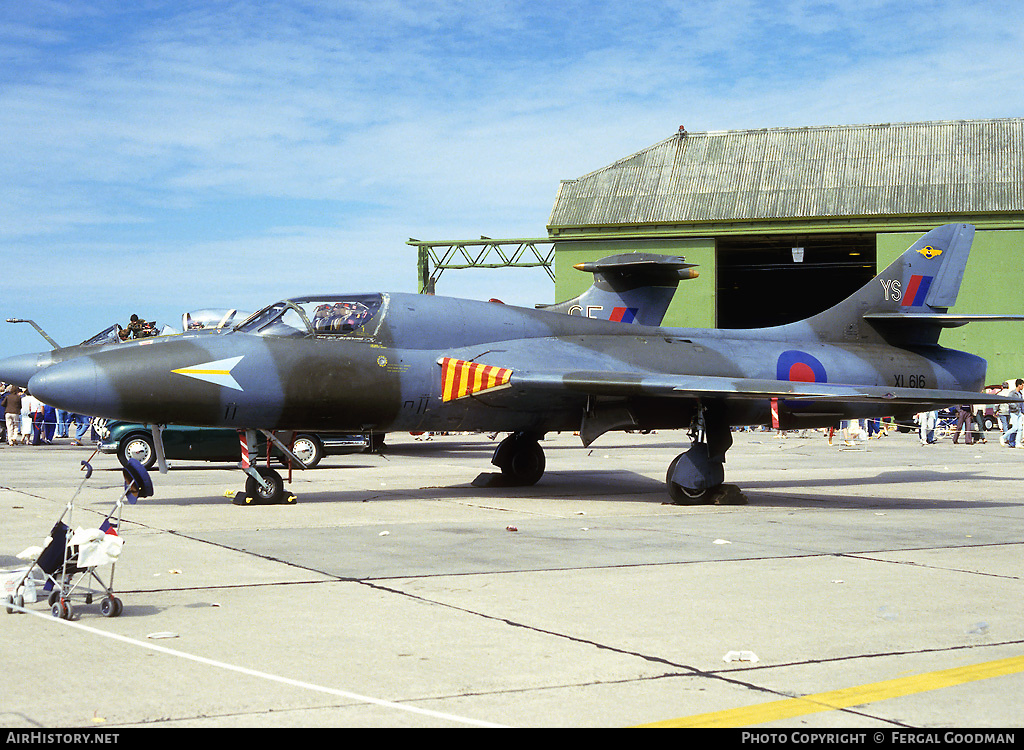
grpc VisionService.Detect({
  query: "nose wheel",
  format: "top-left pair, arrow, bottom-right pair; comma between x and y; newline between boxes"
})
232,429 -> 296,505
240,466 -> 289,505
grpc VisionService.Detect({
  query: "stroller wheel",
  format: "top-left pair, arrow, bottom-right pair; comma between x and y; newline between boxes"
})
51,600 -> 72,620
100,596 -> 123,618
4,595 -> 14,615
48,590 -> 60,607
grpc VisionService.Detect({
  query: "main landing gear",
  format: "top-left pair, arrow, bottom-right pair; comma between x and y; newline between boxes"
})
665,403 -> 747,505
473,431 -> 546,487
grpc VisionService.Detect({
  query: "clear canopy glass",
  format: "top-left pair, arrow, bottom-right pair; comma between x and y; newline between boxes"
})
235,294 -> 385,338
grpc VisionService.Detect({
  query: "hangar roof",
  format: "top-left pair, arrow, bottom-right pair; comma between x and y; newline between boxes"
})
548,119 -> 1024,230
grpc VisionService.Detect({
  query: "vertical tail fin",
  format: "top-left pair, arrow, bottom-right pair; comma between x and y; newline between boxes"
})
539,254 -> 699,326
784,224 -> 976,345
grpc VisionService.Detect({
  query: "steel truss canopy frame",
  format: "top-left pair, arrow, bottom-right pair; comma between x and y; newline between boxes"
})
408,237 -> 556,294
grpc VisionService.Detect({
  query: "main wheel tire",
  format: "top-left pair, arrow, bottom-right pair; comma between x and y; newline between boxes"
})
244,467 -> 286,504
118,434 -> 156,470
498,437 -> 545,486
665,454 -> 709,504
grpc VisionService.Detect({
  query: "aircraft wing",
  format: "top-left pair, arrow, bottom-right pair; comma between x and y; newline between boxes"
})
512,370 -> 1012,407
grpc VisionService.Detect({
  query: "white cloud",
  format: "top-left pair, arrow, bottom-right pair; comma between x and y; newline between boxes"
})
1,0 -> 1022,355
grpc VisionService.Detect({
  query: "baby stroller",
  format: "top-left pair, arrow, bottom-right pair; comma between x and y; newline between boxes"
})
4,458 -> 153,620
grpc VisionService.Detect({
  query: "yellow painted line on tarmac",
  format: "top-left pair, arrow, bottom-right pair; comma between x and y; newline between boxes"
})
639,654 -> 1024,728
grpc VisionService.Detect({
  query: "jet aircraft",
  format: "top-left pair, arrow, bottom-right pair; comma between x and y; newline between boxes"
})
25,224 -> 1022,504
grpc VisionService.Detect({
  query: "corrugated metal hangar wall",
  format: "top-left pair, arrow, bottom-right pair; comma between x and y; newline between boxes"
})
547,119 -> 1024,383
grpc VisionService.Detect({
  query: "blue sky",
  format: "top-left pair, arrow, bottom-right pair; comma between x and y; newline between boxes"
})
2,0 -> 1022,354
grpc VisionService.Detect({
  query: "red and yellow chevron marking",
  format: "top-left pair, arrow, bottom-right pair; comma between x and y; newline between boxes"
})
438,357 -> 513,402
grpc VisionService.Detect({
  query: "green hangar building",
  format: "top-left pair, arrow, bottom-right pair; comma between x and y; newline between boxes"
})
547,118 -> 1024,383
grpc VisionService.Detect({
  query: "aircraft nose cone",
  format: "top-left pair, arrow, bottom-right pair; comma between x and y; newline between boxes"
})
29,356 -> 110,416
0,352 -> 50,388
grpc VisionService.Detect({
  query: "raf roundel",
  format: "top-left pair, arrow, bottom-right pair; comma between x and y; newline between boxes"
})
776,350 -> 827,384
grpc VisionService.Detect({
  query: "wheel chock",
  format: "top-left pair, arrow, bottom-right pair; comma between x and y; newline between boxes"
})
229,491 -> 298,505
471,472 -> 515,488
230,491 -> 254,506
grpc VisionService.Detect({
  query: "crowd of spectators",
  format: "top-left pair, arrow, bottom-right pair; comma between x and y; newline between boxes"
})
1,383 -> 94,446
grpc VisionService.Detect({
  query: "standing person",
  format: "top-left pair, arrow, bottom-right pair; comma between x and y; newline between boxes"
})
972,398 -> 989,444
56,408 -> 72,439
1004,379 -> 1024,448
23,391 -> 44,445
42,403 -> 57,444
918,410 -> 937,445
70,413 -> 92,446
997,381 -> 1012,445
3,386 -> 22,445
951,404 -> 974,445
20,391 -> 33,444
866,417 -> 884,439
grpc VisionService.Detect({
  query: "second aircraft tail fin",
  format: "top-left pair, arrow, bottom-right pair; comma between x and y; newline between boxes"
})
539,253 -> 699,326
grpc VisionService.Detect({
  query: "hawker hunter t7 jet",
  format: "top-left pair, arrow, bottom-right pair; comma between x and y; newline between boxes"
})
26,224 -> 1019,504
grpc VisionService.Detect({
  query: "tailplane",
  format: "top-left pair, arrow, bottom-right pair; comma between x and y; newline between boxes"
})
539,253 -> 699,326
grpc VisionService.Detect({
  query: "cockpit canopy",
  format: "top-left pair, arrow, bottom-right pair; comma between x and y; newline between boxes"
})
79,324 -> 123,347
235,294 -> 385,338
183,308 -> 250,330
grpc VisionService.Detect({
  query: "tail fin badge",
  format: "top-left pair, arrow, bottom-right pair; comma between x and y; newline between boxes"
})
610,307 -> 639,323
918,245 -> 943,260
901,275 -> 934,307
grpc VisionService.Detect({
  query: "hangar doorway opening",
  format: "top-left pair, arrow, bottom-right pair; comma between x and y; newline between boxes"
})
716,233 -> 876,328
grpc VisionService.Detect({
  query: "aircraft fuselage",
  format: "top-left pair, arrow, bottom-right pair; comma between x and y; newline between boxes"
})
28,292 -> 985,436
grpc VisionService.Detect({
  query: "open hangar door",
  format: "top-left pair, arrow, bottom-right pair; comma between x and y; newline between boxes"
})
715,233 -> 877,329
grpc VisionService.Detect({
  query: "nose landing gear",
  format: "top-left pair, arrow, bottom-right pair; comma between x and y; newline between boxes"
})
231,429 -> 298,505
